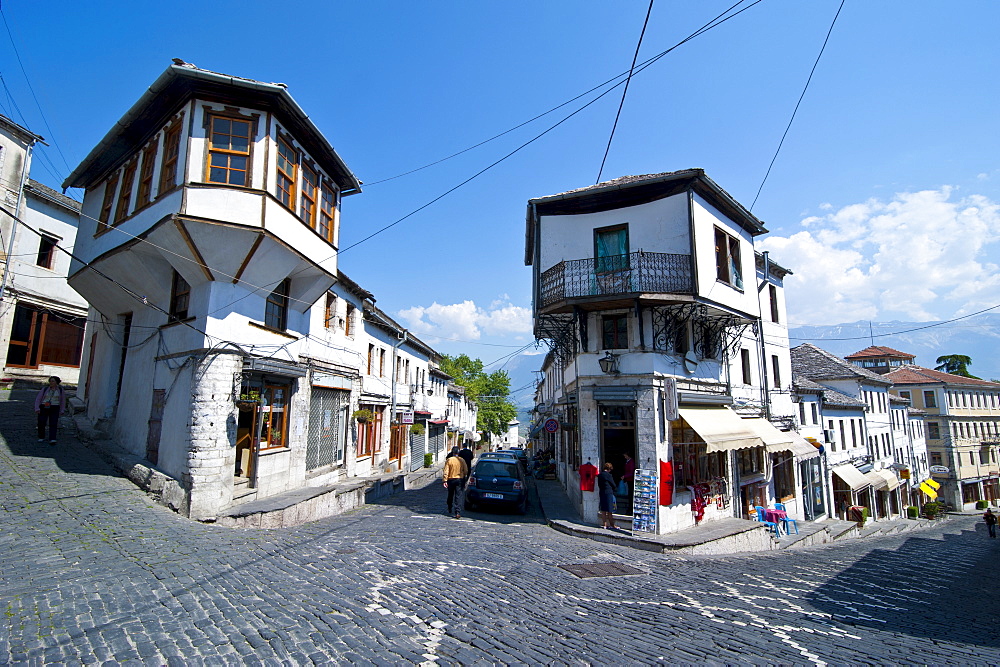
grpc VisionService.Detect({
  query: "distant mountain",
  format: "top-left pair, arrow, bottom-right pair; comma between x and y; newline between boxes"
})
789,313 -> 1000,381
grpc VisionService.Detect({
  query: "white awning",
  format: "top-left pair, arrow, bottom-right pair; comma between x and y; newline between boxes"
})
863,470 -> 889,490
872,469 -> 900,491
787,432 -> 821,460
678,407 -> 763,454
743,419 -> 821,461
832,463 -> 870,491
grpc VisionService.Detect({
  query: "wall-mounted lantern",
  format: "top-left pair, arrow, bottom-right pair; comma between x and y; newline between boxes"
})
598,351 -> 620,375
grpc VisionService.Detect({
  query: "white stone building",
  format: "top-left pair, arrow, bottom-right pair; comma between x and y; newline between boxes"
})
525,169 -> 817,537
0,115 -> 88,384
63,61 -> 469,520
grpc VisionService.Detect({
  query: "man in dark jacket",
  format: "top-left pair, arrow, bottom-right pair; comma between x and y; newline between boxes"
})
984,508 -> 997,538
458,443 -> 474,470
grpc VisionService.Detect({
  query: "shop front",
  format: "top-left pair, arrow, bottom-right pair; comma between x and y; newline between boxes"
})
830,463 -> 871,519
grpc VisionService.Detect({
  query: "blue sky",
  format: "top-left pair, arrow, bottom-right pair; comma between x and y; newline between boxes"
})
3,1 -> 999,389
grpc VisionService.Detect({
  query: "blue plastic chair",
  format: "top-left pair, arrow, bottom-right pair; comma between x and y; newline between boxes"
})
774,502 -> 799,535
755,506 -> 780,536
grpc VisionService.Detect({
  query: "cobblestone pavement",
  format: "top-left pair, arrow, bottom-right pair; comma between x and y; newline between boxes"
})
1,392 -> 998,665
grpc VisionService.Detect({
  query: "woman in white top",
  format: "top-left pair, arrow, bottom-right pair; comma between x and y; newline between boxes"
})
34,376 -> 65,444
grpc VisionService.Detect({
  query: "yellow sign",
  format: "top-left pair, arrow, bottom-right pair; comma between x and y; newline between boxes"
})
900,468 -> 910,479
925,478 -> 941,490
919,481 -> 939,499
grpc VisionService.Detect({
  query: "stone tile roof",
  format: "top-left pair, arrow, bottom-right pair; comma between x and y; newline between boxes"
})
884,365 -> 1000,388
793,376 -> 865,408
791,343 -> 892,386
25,179 -> 81,213
845,345 -> 915,361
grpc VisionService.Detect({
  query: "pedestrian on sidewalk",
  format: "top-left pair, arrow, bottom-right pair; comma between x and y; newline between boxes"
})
34,376 -> 66,445
984,508 -> 997,538
597,462 -> 617,530
458,442 -> 473,472
442,447 -> 468,519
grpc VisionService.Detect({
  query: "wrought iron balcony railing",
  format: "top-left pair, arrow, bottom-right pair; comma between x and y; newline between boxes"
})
539,252 -> 693,307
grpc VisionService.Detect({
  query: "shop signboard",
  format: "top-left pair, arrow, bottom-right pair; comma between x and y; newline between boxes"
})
631,468 -> 658,534
400,411 -> 414,425
930,465 -> 950,475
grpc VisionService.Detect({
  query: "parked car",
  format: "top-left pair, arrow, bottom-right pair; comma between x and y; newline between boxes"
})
465,458 -> 528,513
479,451 -> 520,465
505,448 -> 528,466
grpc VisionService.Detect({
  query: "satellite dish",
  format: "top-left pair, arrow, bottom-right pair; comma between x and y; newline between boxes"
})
683,351 -> 699,373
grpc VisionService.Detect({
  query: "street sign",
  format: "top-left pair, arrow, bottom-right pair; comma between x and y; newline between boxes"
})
400,411 -> 414,425
929,465 -> 950,474
543,418 -> 560,433
661,378 -> 678,422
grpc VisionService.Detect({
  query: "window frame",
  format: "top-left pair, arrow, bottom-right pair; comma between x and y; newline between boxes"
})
135,138 -> 159,208
205,114 -> 253,187
98,172 -> 120,232
113,160 -> 138,224
601,313 -> 628,350
768,284 -> 779,323
169,270 -> 190,321
324,293 -> 336,329
771,354 -> 781,390
923,390 -> 937,408
159,117 -> 183,195
275,135 -> 297,209
264,278 -> 290,331
300,163 -> 319,228
36,234 -> 58,269
319,182 -> 336,243
714,227 -> 744,290
593,224 -> 629,274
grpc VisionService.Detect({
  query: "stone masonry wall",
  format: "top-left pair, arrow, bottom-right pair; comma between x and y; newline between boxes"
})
185,352 -> 241,520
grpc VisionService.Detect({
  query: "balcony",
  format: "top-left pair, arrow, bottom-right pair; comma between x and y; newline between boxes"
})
539,252 -> 693,308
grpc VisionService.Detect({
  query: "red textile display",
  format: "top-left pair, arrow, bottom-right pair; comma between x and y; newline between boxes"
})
659,460 -> 673,505
578,462 -> 598,492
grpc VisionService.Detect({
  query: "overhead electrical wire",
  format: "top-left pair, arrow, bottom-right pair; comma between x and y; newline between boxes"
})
596,0 -> 655,184
788,302 -> 1000,342
750,0 -> 846,211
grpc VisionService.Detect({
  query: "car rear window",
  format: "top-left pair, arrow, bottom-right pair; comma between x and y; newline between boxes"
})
474,462 -> 519,478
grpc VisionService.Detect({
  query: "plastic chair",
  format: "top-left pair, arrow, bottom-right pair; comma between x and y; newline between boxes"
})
774,502 -> 799,535
755,506 -> 780,536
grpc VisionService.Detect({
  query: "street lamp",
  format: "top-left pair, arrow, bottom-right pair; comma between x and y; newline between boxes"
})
598,351 -> 620,375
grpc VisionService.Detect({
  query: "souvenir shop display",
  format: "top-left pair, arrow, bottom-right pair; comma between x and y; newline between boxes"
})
631,468 -> 658,534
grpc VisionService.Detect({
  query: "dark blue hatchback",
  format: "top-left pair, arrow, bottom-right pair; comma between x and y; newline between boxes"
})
465,458 -> 528,513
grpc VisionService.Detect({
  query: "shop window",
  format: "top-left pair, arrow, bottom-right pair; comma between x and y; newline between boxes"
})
207,116 -> 252,186
276,137 -> 297,208
737,446 -> 765,476
357,404 -> 384,457
36,234 -> 58,269
259,384 -> 289,450
671,421 -> 727,487
169,270 -> 190,320
601,314 -> 628,349
714,227 -> 743,290
264,278 -> 290,331
5,304 -> 85,368
772,454 -> 795,501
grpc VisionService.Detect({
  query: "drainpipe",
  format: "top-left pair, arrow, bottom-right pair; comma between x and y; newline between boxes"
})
0,140 -> 34,306
389,328 -> 409,427
756,252 -> 771,420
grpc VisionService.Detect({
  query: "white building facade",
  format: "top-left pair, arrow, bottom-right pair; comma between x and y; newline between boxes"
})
525,170 -> 817,537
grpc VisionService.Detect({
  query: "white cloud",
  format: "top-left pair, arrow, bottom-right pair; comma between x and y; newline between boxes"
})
759,187 -> 1000,326
397,298 -> 532,341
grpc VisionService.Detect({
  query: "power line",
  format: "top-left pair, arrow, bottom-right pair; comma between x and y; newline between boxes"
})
751,0 -> 846,211
596,0 -> 655,184
788,303 -> 1000,341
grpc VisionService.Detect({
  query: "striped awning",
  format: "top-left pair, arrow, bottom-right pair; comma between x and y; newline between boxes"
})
832,463 -> 870,491
678,407 -> 763,454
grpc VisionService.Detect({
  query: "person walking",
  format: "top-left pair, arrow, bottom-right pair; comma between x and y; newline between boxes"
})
597,462 -> 617,530
442,447 -> 469,518
984,508 -> 997,538
458,442 -> 474,472
35,376 -> 66,445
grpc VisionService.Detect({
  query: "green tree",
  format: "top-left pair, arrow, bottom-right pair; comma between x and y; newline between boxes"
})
439,354 -> 518,436
935,354 -> 980,379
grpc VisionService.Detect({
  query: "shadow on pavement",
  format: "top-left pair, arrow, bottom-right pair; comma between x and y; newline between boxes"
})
0,391 -> 120,480
807,523 -> 1000,649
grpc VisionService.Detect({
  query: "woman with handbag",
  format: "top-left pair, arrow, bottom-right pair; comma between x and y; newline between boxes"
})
35,376 -> 66,445
597,462 -> 618,530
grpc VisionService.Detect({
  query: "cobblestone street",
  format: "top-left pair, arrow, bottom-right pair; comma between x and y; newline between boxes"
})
1,391 -> 997,665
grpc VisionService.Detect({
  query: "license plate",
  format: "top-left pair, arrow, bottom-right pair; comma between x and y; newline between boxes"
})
483,493 -> 504,499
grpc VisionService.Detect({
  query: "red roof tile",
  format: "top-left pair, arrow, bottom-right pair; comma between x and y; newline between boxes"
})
845,346 -> 915,360
884,365 -> 1000,387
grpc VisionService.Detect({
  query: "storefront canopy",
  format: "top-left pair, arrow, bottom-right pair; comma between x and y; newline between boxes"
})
744,419 -> 821,461
832,463 -> 870,491
863,470 -> 889,490
872,469 -> 900,491
678,407 -> 762,454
